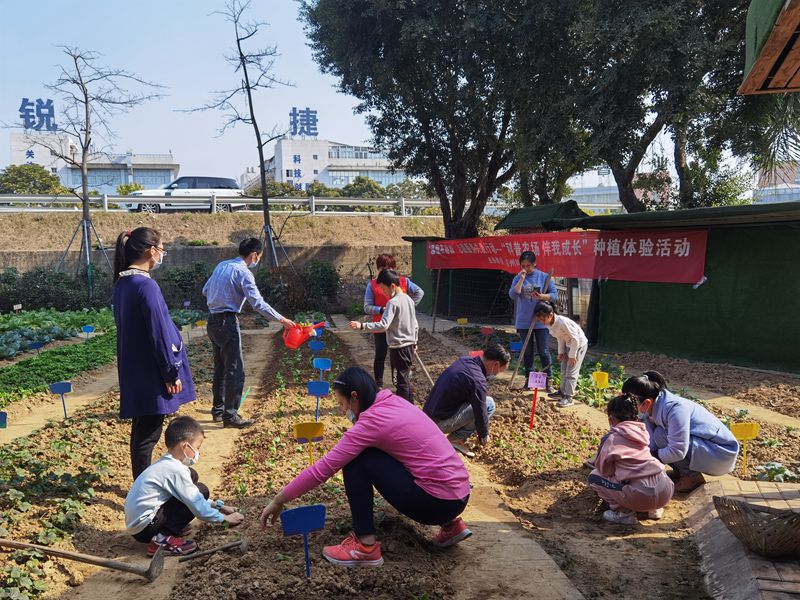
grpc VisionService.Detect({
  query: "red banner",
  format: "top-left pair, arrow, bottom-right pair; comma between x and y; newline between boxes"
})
426,230 -> 707,284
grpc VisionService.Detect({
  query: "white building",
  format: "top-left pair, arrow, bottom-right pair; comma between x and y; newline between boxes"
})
9,132 -> 179,195
242,137 -> 406,192
564,166 -> 624,213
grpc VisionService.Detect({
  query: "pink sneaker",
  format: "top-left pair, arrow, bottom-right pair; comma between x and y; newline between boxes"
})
146,535 -> 197,557
433,517 -> 472,548
322,533 -> 384,567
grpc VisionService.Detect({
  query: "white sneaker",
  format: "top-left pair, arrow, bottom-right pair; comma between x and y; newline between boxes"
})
556,397 -> 575,408
646,508 -> 664,520
603,510 -> 638,525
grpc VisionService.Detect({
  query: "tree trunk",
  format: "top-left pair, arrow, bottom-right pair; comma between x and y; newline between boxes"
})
611,163 -> 647,213
673,117 -> 693,208
519,167 -> 534,206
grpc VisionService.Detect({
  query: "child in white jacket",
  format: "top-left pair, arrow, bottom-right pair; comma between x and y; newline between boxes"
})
534,301 -> 587,408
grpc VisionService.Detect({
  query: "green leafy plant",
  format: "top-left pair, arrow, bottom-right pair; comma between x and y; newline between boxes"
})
755,462 -> 798,483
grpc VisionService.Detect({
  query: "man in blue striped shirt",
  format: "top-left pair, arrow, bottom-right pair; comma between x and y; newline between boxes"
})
203,238 -> 295,428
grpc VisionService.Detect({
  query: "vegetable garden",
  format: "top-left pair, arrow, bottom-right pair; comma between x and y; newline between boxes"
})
0,308 -> 798,600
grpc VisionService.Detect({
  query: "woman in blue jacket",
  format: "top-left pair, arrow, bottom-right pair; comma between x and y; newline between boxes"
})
113,227 -> 195,480
508,251 -> 557,391
622,371 -> 739,493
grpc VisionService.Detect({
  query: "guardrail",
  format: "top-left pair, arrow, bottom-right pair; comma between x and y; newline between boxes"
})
0,194 -> 623,215
0,194 -> 489,216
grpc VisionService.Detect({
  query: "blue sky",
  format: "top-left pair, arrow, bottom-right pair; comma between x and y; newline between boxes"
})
0,0 -> 371,177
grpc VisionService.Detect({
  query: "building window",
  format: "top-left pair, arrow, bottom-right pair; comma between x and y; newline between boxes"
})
51,167 -> 57,174
285,169 -> 293,178
313,169 -> 318,175
312,154 -> 318,160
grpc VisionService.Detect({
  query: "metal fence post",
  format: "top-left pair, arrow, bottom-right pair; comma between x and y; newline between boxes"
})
102,194 -> 108,212
211,192 -> 217,213
310,195 -> 316,215
399,196 -> 406,216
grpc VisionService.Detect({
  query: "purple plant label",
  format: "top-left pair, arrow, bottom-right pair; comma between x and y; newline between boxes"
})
528,372 -> 547,389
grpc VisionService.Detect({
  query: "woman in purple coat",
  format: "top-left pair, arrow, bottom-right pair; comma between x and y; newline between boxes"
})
113,227 -> 195,479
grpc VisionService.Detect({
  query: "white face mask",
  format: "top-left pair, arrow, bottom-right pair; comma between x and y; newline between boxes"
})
152,248 -> 164,270
182,443 -> 200,466
346,409 -> 357,423
249,258 -> 259,269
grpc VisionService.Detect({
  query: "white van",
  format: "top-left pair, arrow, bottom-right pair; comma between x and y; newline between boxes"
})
119,176 -> 248,213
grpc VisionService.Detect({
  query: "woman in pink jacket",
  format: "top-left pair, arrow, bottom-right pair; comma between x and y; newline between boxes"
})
258,367 -> 472,567
589,394 -> 674,526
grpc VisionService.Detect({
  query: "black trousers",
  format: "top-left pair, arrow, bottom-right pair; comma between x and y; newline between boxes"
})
372,332 -> 389,387
343,448 -> 469,537
389,345 -> 414,403
131,414 -> 165,480
207,312 -> 245,422
132,468 -> 210,542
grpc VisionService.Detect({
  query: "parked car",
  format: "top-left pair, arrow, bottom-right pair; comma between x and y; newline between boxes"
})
118,176 -> 247,213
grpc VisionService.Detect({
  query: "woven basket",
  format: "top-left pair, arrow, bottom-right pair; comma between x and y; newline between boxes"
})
714,495 -> 800,558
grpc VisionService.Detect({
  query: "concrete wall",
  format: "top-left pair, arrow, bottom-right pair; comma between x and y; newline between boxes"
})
0,245 -> 411,282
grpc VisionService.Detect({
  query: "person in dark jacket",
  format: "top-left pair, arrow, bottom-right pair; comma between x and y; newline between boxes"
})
423,343 -> 510,457
113,227 -> 195,479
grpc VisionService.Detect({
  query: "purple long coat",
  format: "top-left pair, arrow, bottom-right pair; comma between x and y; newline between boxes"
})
113,275 -> 195,419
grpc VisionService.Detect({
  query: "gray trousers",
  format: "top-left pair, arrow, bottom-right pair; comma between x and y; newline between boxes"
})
560,344 -> 587,399
435,396 -> 496,441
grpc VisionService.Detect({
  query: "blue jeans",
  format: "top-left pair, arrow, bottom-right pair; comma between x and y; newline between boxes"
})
517,328 -> 552,379
435,396 -> 496,441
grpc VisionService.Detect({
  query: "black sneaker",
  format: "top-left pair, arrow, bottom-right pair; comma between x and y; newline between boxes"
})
212,415 -> 223,423
223,417 -> 254,429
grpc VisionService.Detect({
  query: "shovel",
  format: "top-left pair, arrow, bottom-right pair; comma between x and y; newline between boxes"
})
0,538 -> 164,582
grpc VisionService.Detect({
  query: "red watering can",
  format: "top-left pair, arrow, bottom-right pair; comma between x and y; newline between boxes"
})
283,322 -> 326,350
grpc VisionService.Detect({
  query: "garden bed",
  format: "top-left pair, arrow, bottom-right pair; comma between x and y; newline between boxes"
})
172,329 -> 457,600
415,329 -> 711,600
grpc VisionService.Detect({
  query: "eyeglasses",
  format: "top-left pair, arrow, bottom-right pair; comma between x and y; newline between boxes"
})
152,245 -> 166,255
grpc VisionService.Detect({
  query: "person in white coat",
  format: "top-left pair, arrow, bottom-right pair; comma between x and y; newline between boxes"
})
534,301 -> 588,408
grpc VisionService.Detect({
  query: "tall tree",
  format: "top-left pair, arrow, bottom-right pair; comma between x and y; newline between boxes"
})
301,0 -> 515,238
26,46 -> 161,303
190,0 -> 289,265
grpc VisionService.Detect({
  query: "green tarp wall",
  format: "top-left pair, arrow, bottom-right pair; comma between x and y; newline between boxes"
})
597,225 -> 800,373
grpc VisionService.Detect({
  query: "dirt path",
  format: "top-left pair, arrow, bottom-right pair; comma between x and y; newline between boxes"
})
0,363 -> 119,444
0,330 -> 200,445
58,329 -> 274,600
328,315 -> 585,600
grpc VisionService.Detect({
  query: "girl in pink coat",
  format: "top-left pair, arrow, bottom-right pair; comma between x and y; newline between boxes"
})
588,394 -> 674,525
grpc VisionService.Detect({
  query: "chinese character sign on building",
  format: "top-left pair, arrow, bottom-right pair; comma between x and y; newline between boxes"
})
427,230 -> 708,284
19,98 -> 58,131
289,107 -> 318,137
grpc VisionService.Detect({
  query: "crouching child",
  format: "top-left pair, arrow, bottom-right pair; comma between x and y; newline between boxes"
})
588,394 -> 674,526
124,416 -> 244,556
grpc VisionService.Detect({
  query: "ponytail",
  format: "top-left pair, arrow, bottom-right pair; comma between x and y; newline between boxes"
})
607,393 -> 640,422
621,370 -> 667,400
113,227 -> 161,282
534,300 -> 557,317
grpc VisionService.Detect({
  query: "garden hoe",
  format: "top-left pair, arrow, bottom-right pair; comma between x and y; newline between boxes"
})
0,538 -> 164,582
178,537 -> 248,563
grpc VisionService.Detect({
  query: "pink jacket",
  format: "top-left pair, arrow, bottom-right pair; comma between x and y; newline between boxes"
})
596,421 -> 665,483
281,389 -> 471,501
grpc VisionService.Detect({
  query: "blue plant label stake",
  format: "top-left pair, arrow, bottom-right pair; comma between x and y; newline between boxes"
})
307,380 -> 330,422
312,357 -> 332,381
49,381 -> 72,419
82,325 -> 94,346
27,341 -> 44,355
0,411 -> 7,429
183,299 -> 191,309
308,339 -> 324,359
280,504 -> 326,578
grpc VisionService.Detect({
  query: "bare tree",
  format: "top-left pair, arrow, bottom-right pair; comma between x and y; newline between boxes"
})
26,46 -> 163,302
188,0 -> 290,266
